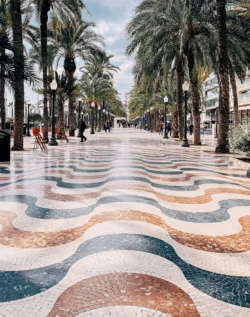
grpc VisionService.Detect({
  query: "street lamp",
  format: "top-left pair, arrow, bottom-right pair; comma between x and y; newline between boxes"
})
91,101 -> 95,134
164,96 -> 169,139
98,105 -> 101,132
77,98 -> 82,137
215,101 -> 218,138
49,79 -> 58,146
26,99 -> 31,137
181,81 -> 190,147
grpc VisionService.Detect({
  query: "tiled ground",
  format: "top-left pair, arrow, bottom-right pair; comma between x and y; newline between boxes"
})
0,128 -> 250,317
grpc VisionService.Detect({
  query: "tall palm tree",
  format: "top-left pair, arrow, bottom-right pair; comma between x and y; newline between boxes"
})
33,0 -> 84,141
215,0 -> 230,153
0,0 -> 8,129
127,0 -> 216,146
54,71 -> 77,139
53,17 -> 103,136
10,0 -> 25,150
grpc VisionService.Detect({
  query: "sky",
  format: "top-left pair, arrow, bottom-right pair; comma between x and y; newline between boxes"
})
6,0 -> 140,107
83,0 -> 140,101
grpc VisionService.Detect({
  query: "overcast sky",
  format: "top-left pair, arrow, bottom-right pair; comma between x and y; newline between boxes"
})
84,0 -> 140,101
7,0 -> 140,106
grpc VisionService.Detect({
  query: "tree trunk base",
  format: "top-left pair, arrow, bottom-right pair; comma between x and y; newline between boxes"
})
215,144 -> 230,153
11,147 -> 23,151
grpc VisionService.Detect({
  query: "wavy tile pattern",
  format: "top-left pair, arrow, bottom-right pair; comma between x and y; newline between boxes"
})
0,129 -> 250,317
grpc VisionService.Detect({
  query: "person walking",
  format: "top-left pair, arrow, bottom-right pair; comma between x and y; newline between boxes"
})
107,121 -> 111,133
167,122 -> 172,136
159,122 -> 164,136
104,122 -> 108,133
189,124 -> 193,136
79,117 -> 87,142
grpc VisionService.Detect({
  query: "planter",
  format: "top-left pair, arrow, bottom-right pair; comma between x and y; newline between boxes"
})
32,127 -> 40,136
230,157 -> 250,178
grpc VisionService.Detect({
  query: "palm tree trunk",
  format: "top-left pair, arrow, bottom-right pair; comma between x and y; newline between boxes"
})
229,67 -> 239,128
40,1 -> 50,142
187,51 -> 201,146
0,58 -> 6,130
68,87 -> 75,136
172,110 -> 179,138
57,102 -> 64,139
176,63 -> 183,140
215,0 -> 230,153
10,0 -> 24,151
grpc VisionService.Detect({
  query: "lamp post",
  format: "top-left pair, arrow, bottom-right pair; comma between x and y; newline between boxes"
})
49,79 -> 58,146
77,98 -> 82,137
181,81 -> 190,147
164,96 -> 169,139
91,101 -> 95,134
98,105 -> 101,132
103,108 -> 106,129
26,99 -> 31,137
147,109 -> 149,130
150,107 -> 153,133
215,102 -> 218,138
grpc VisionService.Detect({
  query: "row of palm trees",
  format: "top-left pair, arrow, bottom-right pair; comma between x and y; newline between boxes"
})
0,0 -> 122,150
126,0 -> 250,153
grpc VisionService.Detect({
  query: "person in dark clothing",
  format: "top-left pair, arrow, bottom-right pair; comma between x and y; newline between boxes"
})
189,124 -> 193,136
167,122 -> 172,136
79,117 -> 87,142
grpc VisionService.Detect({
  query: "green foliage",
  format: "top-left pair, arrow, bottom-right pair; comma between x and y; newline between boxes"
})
230,122 -> 250,155
29,113 -> 42,122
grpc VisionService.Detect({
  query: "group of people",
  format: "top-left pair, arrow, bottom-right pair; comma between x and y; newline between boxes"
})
104,121 -> 112,133
159,122 -> 172,136
78,117 -> 113,142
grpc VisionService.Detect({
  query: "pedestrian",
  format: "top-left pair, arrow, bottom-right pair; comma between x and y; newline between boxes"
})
167,122 -> 172,136
79,117 -> 87,142
107,121 -> 111,133
104,122 -> 108,133
189,124 -> 193,136
159,122 -> 163,136
135,123 -> 138,129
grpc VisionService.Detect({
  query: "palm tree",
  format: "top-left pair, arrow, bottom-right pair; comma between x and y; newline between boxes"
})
53,17 -> 103,136
33,0 -> 84,141
127,0 -> 216,146
0,0 -> 8,129
54,71 -> 77,139
10,0 -> 25,150
215,0 -> 230,153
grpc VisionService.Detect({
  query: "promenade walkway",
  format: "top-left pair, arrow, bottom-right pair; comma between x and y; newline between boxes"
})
0,129 -> 250,317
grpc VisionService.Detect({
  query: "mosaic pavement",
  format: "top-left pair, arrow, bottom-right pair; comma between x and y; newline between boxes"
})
1,129 -> 250,317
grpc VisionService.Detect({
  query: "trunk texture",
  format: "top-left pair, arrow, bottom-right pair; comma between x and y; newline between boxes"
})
40,1 -> 50,142
187,51 -> 201,145
57,101 -> 64,139
172,110 -> 179,138
0,59 -> 6,130
176,65 -> 183,140
215,0 -> 230,153
10,0 -> 24,151
65,58 -> 76,136
229,67 -> 239,128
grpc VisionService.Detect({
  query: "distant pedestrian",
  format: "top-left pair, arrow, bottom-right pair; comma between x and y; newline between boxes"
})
79,117 -> 87,142
104,122 -> 108,133
189,124 -> 193,136
167,122 -> 172,136
135,123 -> 138,129
159,122 -> 164,136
